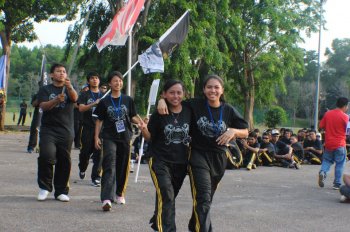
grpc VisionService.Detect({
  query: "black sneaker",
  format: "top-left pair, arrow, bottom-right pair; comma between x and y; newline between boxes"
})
79,172 -> 85,180
333,184 -> 341,190
294,162 -> 300,170
318,172 -> 326,188
91,179 -> 101,187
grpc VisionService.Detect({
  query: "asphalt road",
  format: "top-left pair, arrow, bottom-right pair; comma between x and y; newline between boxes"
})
0,132 -> 348,232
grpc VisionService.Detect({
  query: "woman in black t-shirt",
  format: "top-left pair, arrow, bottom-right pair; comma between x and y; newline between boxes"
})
158,75 -> 249,232
139,79 -> 192,232
94,71 -> 142,211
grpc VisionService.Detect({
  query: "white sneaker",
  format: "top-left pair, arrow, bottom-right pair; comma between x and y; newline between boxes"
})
340,195 -> 349,203
56,194 -> 70,202
37,189 -> 49,201
116,196 -> 126,204
102,200 -> 112,211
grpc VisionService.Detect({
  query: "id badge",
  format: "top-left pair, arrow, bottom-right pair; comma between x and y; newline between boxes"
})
91,106 -> 96,116
115,120 -> 126,133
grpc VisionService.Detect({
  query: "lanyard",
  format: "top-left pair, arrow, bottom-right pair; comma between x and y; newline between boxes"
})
206,101 -> 223,136
110,94 -> 122,117
90,90 -> 101,101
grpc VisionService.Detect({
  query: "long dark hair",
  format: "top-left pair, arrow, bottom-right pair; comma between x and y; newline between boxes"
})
202,74 -> 225,102
162,79 -> 185,92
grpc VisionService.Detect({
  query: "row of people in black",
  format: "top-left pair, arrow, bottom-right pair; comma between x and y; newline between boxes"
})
234,128 -> 324,171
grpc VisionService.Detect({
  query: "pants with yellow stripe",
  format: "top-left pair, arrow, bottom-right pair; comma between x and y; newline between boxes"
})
149,157 -> 188,232
78,125 -> 102,181
100,139 -> 131,202
188,149 -> 227,232
304,151 -> 322,164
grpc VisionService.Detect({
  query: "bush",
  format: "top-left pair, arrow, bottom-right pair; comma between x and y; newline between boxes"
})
264,106 -> 287,128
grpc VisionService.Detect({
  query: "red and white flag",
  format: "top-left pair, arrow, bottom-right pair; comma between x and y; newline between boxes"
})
96,0 -> 145,52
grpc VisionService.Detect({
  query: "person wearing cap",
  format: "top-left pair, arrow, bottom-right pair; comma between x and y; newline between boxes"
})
93,71 -> 143,211
77,71 -> 103,187
270,129 -> 300,169
318,97 -> 349,190
303,130 -> 323,165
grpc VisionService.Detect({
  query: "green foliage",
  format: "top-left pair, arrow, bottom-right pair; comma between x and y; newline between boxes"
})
6,44 -> 66,98
264,106 -> 287,128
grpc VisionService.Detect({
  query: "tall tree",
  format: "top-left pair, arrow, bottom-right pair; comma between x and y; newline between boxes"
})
218,0 -> 320,129
0,0 -> 82,130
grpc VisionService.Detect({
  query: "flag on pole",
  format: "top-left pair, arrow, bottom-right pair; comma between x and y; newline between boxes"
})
138,10 -> 190,74
0,55 -> 7,91
96,0 -> 145,52
40,55 -> 48,86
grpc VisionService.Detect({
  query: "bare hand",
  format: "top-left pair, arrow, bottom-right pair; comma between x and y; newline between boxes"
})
94,99 -> 101,105
157,99 -> 169,115
64,78 -> 73,89
56,93 -> 65,103
216,129 -> 236,145
95,137 -> 102,150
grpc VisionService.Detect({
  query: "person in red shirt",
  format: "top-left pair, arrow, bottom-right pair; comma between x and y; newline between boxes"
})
318,97 -> 349,190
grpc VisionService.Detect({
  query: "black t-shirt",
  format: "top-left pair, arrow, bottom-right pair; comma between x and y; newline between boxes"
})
291,142 -> 304,157
94,93 -> 137,142
272,140 -> 290,155
78,90 -> 102,127
260,142 -> 275,155
187,98 -> 249,153
20,103 -> 27,114
303,139 -> 322,155
37,84 -> 75,138
280,137 -> 291,145
244,142 -> 260,156
148,104 -> 192,164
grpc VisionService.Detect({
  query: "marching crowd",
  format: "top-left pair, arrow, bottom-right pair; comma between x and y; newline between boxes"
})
26,63 -> 350,232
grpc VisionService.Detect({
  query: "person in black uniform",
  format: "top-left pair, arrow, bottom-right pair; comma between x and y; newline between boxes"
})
139,79 -> 192,232
158,74 -> 249,232
77,72 -> 102,187
94,71 -> 143,211
36,63 -> 78,202
303,129 -> 323,164
258,132 -> 275,166
242,131 -> 260,170
27,93 -> 40,153
270,129 -> 300,169
17,99 -> 28,126
290,134 -> 304,164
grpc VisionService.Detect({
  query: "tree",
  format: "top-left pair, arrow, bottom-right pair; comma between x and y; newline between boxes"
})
0,0 -> 82,130
217,0 -> 320,129
264,106 -> 287,128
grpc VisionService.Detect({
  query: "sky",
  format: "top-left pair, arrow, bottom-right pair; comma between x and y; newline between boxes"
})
19,0 -> 350,61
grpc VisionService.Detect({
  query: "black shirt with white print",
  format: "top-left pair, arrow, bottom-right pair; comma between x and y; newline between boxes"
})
94,93 -> 137,142
77,90 -> 101,127
37,84 -> 75,139
187,98 -> 249,153
148,103 -> 191,164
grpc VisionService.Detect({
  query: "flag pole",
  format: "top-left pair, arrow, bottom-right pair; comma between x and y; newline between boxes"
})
98,60 -> 140,100
127,26 -> 133,96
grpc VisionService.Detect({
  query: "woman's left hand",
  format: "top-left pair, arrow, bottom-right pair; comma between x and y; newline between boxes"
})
216,129 -> 235,145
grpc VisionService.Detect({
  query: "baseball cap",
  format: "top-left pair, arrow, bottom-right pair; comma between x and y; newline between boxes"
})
271,129 -> 280,135
81,84 -> 89,90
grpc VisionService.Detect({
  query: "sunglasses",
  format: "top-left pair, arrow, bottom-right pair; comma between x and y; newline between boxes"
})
262,137 -> 269,139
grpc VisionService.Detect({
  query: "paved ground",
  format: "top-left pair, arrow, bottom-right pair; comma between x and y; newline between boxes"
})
0,132 -> 349,232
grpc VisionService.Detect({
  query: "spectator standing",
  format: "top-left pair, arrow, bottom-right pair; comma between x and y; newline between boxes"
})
318,97 -> 349,190
27,93 -> 40,153
17,99 -> 27,126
